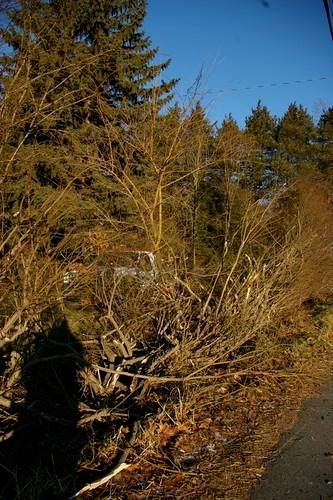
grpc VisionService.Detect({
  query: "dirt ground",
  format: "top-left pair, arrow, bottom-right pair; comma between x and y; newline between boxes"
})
5,306 -> 329,499
106,374 -> 332,500
110,338 -> 333,500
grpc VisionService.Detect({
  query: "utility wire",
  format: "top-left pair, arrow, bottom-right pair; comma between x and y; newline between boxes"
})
214,76 -> 333,95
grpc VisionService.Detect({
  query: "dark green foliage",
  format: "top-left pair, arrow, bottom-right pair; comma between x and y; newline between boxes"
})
245,101 -> 277,150
184,103 -> 215,267
1,0 -> 176,125
0,0 -> 176,254
195,114 -> 251,264
277,102 -> 317,168
245,101 -> 278,192
318,107 -> 333,143
317,107 -> 333,180
0,0 -> 331,269
74,0 -> 177,112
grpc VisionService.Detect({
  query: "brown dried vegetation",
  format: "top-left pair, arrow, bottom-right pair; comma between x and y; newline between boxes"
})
0,44 -> 332,499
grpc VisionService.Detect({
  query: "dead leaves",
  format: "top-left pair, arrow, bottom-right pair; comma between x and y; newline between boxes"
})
158,422 -> 189,447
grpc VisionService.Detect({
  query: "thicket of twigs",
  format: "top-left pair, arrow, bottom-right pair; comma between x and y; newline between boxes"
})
0,44 -> 333,499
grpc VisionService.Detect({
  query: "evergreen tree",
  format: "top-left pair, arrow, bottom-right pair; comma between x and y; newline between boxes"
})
216,114 -> 255,190
0,0 -> 98,255
182,103 -> 214,267
1,0 -> 176,127
277,103 -> 316,171
217,113 -> 239,138
245,101 -> 277,192
215,114 -> 243,165
74,0 -> 177,113
245,100 -> 277,150
196,114 -> 252,264
0,0 -> 176,255
317,107 -> 333,180
318,107 -> 333,142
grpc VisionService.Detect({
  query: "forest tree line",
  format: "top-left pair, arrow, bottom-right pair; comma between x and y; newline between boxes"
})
0,0 -> 332,271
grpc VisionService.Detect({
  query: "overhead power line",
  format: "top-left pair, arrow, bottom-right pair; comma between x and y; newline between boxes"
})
215,76 -> 333,95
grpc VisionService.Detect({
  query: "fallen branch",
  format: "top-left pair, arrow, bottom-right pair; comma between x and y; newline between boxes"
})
0,422 -> 33,442
78,409 -> 127,426
69,420 -> 139,498
93,364 -> 304,383
0,395 -> 12,408
69,462 -> 130,498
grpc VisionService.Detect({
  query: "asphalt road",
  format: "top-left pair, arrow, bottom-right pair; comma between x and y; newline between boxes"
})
250,382 -> 333,500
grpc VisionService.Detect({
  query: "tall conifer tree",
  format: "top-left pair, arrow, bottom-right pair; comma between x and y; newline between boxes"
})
277,103 -> 316,168
317,107 -> 333,180
0,0 -> 176,254
245,101 -> 277,191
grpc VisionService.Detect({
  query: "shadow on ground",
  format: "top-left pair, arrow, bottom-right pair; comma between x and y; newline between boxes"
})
0,319 -> 87,499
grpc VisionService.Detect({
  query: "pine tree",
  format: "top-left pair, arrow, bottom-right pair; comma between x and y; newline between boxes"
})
245,101 -> 277,149
1,0 -> 176,127
245,101 -> 277,192
317,107 -> 333,180
0,0 -> 176,255
181,103 -> 214,267
277,103 -> 316,171
0,0 -> 97,255
74,0 -> 177,113
196,114 -> 252,264
318,107 -> 333,142
215,114 -> 256,191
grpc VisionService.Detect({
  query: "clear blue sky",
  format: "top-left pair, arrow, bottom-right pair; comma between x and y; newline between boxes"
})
145,0 -> 333,126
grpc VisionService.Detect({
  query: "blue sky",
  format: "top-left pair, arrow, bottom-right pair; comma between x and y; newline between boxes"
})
145,0 -> 333,126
